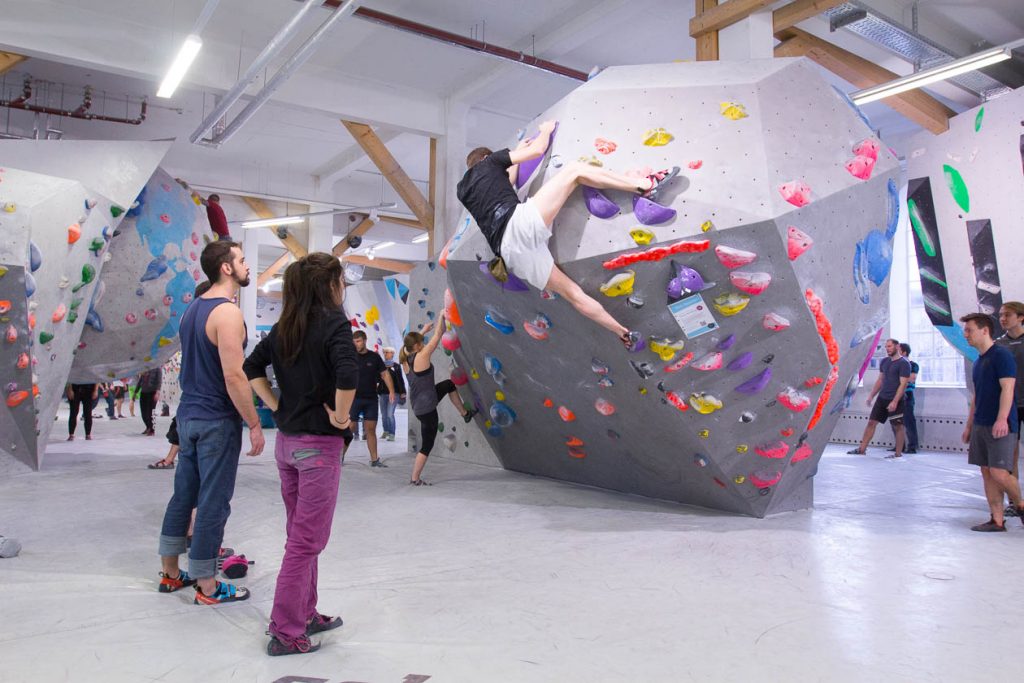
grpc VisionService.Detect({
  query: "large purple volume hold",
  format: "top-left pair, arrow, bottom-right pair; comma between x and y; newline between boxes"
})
583,187 -> 621,219
632,195 -> 677,225
515,123 -> 559,190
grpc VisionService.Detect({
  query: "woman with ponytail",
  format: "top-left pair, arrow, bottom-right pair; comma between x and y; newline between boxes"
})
243,252 -> 358,656
401,312 -> 477,485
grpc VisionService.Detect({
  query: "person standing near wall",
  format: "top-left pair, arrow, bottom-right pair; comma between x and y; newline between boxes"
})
377,347 -> 405,442
156,240 -> 264,604
847,338 -> 912,458
996,301 -> 1024,517
137,368 -> 163,436
66,382 -> 98,441
350,331 -> 395,468
244,252 -> 358,656
895,343 -> 919,454
960,312 -> 1022,532
112,379 -> 126,418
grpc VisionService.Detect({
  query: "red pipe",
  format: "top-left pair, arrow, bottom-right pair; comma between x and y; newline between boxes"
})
318,3 -> 589,81
0,80 -> 147,125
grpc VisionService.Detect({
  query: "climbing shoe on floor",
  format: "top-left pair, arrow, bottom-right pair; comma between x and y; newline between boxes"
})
158,570 -> 196,593
306,613 -> 343,636
970,518 -> 1006,532
370,459 -> 388,468
194,581 -> 250,604
267,635 -> 320,656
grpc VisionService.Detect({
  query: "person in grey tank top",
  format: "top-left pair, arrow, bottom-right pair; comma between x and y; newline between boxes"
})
400,311 -> 477,485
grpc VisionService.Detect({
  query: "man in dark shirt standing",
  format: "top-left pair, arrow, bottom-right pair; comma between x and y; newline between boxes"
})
351,330 -> 395,467
960,312 -> 1021,532
137,367 -> 163,436
456,119 -> 678,350
995,301 -> 1024,514
848,338 -> 911,458
895,343 -> 919,454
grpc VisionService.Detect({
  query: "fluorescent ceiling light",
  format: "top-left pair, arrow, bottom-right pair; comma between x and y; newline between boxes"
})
412,234 -> 429,244
240,215 -> 306,229
157,34 -> 203,99
373,241 -> 395,250
850,46 -> 1011,105
260,277 -> 283,292
366,248 -> 376,261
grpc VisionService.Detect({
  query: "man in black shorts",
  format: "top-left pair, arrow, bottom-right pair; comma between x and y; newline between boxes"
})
961,312 -> 1022,531
457,119 -> 679,350
848,338 -> 911,458
996,301 -> 1024,491
351,330 -> 395,467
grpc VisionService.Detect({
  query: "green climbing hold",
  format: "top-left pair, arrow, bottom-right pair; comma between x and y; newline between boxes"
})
67,311 -> 77,324
88,237 -> 105,254
974,107 -> 984,132
111,206 -> 124,217
907,199 -> 936,257
70,297 -> 83,310
81,264 -> 96,284
39,331 -> 54,344
942,164 -> 970,213
437,422 -> 445,432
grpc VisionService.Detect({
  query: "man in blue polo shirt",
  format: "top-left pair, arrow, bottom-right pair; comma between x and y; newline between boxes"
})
960,312 -> 1022,532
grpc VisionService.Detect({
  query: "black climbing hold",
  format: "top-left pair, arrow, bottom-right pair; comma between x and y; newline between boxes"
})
762,354 -> 775,364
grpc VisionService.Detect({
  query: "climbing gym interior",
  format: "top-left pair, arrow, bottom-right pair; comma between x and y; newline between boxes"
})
1,1 -> 1023,680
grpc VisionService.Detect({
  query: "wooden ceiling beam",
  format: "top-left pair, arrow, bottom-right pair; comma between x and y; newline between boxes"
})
341,254 -> 415,274
694,0 -> 720,61
332,215 -> 376,257
377,215 -> 426,231
772,0 -> 845,34
256,251 -> 291,287
237,195 -> 308,258
774,28 -> 953,135
690,0 -> 776,37
0,51 -> 26,76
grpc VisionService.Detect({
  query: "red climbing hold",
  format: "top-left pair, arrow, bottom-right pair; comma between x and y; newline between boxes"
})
664,352 -> 694,373
750,471 -> 782,489
665,391 -> 690,413
755,441 -> 790,459
6,390 -> 28,408
787,226 -> 813,261
558,406 -> 576,422
778,181 -> 811,207
806,365 -> 839,432
792,444 -> 813,463
805,289 -> 839,365
602,239 -> 709,270
543,398 -> 554,408
780,427 -> 795,437
568,447 -> 587,459
67,223 -> 82,244
777,387 -> 811,412
804,376 -> 824,388
566,437 -> 584,447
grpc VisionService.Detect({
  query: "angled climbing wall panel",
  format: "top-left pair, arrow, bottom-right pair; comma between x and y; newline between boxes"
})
439,59 -> 898,517
69,168 -> 214,383
906,86 -> 1024,358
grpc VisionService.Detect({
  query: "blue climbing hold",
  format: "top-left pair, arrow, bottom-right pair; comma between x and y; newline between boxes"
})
489,401 -> 517,427
484,310 -> 514,335
25,272 -> 36,298
141,255 -> 169,282
85,307 -> 104,332
29,242 -> 42,273
885,178 -> 899,240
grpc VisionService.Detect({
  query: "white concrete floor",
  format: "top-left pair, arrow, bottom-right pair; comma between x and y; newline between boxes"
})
0,410 -> 1020,683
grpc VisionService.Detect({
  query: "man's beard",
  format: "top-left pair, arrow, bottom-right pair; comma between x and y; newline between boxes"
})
233,270 -> 250,288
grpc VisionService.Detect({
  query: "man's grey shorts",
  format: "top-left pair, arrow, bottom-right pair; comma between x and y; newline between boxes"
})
968,424 -> 1017,471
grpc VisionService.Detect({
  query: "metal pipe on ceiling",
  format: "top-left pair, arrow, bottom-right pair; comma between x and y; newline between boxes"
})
210,0 -> 362,146
0,78 -> 147,125
189,0 -> 322,144
318,2 -> 589,82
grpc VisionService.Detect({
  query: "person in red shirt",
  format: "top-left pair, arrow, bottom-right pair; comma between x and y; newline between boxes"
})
193,191 -> 231,240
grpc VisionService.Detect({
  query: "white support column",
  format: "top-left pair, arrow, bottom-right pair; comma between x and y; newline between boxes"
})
307,208 -> 336,255
718,10 -> 774,60
241,230 -> 261,348
436,98 -> 471,251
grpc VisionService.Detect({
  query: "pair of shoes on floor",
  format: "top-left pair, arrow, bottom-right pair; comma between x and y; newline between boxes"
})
158,570 -> 197,593
971,517 -> 1007,532
194,581 -> 250,605
370,459 -> 388,468
884,453 -> 903,459
148,459 -> 175,469
846,447 -> 866,455
306,613 -> 343,636
463,408 -> 478,424
267,634 -> 320,656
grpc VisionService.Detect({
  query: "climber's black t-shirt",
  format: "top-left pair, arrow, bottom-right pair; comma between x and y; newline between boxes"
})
456,148 -> 520,256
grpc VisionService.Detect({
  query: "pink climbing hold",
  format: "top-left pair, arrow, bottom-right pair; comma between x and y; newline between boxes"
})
688,160 -> 703,170
729,271 -> 771,295
791,444 -> 813,463
17,352 -> 29,369
163,295 -> 173,306
451,367 -> 469,386
762,312 -> 790,332
776,387 -> 811,412
125,313 -> 138,324
714,245 -> 757,269
853,138 -> 880,161
6,324 -> 18,344
191,232 -> 199,245
845,155 -> 876,180
441,330 -> 461,352
750,470 -> 782,489
779,181 -> 811,207
665,391 -> 690,413
594,398 -> 616,416
787,226 -> 813,261
594,138 -> 617,154
160,214 -> 171,224
664,352 -> 694,373
755,441 -> 790,459
523,320 -> 549,340
144,308 -> 157,321
51,304 -> 67,323
691,352 -> 723,371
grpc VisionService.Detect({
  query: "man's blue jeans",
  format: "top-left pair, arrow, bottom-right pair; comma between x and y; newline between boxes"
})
378,394 -> 397,435
158,417 -> 242,579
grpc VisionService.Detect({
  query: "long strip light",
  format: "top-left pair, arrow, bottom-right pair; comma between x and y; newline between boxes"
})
851,46 -> 1012,105
411,234 -> 430,244
240,215 -> 306,229
156,34 -> 204,99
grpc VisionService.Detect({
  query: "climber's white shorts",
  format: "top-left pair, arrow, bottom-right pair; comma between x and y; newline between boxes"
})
500,200 -> 554,290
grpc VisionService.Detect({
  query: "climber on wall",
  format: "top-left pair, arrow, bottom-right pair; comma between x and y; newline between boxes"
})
456,119 -> 679,350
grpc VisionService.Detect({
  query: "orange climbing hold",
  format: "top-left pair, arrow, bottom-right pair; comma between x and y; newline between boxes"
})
594,138 -> 617,154
566,437 -> 584,447
568,447 -> 587,459
805,289 -> 839,365
6,390 -> 28,408
543,398 -> 554,408
444,289 -> 463,327
806,365 -> 839,432
52,303 -> 67,323
804,376 -> 824,388
17,352 -> 29,369
602,239 -> 710,270
0,300 -> 10,314
28,313 -> 36,330
67,222 -> 82,244
780,427 -> 795,437
558,406 -> 576,422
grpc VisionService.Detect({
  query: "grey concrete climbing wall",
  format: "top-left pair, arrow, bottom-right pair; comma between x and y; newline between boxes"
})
408,261 -> 500,468
0,143 -> 164,469
70,168 -> 214,382
440,59 -> 899,517
905,86 -> 1024,359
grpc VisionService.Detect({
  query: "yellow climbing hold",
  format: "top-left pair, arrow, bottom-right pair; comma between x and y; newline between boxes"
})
629,228 -> 655,246
639,387 -> 648,395
143,355 -> 153,362
471,369 -> 480,379
698,429 -> 710,439
3,203 -> 15,213
484,419 -> 493,428
642,128 -> 674,146
700,220 -> 714,233
689,392 -> 723,415
736,444 -> 748,454
734,475 -> 746,484
158,336 -> 174,347
713,292 -> 750,316
648,337 -> 685,362
495,391 -> 505,401
599,270 -> 635,297
720,102 -> 748,120
578,155 -> 603,167
365,305 -> 380,325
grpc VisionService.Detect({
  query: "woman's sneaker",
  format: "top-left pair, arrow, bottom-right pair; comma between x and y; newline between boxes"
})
193,581 -> 250,604
267,634 -> 320,656
158,570 -> 197,593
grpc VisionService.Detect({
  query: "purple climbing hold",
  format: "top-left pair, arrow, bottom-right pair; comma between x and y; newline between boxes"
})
717,334 -> 736,351
478,262 -> 529,291
734,368 -> 772,394
582,186 -> 620,219
666,260 -> 706,300
727,352 -> 753,371
515,122 -> 558,190
632,195 -> 677,226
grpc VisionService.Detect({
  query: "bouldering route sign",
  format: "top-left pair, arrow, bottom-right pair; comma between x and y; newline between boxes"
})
668,294 -> 717,338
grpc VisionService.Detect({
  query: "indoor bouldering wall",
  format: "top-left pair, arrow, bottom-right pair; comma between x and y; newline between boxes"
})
905,86 -> 1024,359
439,59 -> 899,517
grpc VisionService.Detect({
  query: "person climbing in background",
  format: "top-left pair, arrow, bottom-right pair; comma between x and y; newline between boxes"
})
243,252 -> 358,656
847,338 -> 911,458
960,312 -> 1021,532
350,330 -> 395,468
996,301 -> 1024,519
191,191 -> 232,241
66,382 -> 99,441
887,343 -> 919,454
456,119 -> 679,350
377,346 -> 405,442
400,313 -> 477,486
136,367 -> 163,436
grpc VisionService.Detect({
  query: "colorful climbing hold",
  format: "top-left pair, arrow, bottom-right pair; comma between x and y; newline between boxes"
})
632,195 -> 677,226
67,223 -> 82,244
25,272 -> 36,297
441,329 -> 461,351
599,270 -> 635,297
729,271 -> 771,295
629,228 -> 655,246
750,470 -> 782,489
762,312 -> 790,332
630,360 -> 655,379
736,444 -> 749,454
666,262 -> 708,300
627,293 -> 645,309
583,187 -> 620,219
88,237 -> 105,254
787,226 -> 814,261
692,352 -> 723,372
80,263 -> 96,285
688,160 -> 703,170
727,352 -> 753,371
542,398 -> 554,408
523,320 -> 549,340
642,128 -> 673,146
776,387 -> 811,412
125,313 -> 138,324
694,455 -> 708,467
558,406 -> 576,422
566,436 -> 584,447
845,154 -> 876,180
974,106 -> 985,132
804,376 -> 824,388
568,447 -> 587,459
720,102 -> 748,120
594,398 -> 616,416
700,220 -> 714,233
778,181 -> 811,208
603,239 -> 709,270
715,245 -> 757,269
942,164 -> 970,213
717,335 -> 736,351
664,352 -> 694,373
689,392 -> 723,414
51,304 -> 67,323
739,411 -> 756,423
594,138 -> 617,154
664,391 -> 689,413
5,324 -> 16,343
2,203 -> 15,213
734,368 -> 772,395
29,242 -> 41,272
713,292 -> 750,317
6,390 -> 29,408
780,427 -> 795,438
791,444 -> 813,463
598,377 -> 614,388
39,331 -> 54,344
755,441 -> 790,459
805,289 -> 839,365
648,337 -> 685,362
16,352 -> 29,369
0,300 -> 9,314
698,429 -> 710,439
591,358 -> 609,376
141,256 -> 169,282
484,310 -> 514,334
489,401 -> 517,427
